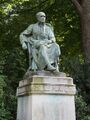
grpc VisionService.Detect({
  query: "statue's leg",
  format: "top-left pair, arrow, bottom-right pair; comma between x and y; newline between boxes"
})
47,43 -> 60,71
39,45 -> 56,71
31,48 -> 40,70
55,61 -> 59,72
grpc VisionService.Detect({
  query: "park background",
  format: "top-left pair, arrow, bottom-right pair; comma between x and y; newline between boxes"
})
0,0 -> 90,120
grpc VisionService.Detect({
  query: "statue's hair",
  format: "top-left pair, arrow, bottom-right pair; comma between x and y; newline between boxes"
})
36,12 -> 46,18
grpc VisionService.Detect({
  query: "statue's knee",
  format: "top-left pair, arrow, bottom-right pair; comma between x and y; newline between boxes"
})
39,45 -> 46,56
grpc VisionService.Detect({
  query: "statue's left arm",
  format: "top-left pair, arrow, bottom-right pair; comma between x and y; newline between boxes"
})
48,27 -> 56,44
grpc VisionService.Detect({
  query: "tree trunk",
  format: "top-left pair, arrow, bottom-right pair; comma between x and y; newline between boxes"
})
71,0 -> 90,62
81,0 -> 90,62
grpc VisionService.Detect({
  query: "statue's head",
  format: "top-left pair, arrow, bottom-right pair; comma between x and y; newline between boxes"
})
36,12 -> 46,23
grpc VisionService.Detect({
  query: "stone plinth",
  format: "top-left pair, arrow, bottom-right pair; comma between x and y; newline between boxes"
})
17,73 -> 76,120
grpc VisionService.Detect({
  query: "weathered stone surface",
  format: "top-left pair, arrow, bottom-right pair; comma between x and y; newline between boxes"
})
17,76 -> 75,96
17,75 -> 76,120
23,70 -> 66,80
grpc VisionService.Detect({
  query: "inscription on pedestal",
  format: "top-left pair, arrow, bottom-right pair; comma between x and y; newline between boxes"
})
17,78 -> 76,96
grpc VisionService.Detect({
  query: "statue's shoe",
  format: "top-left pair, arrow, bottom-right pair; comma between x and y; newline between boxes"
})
47,65 -> 56,71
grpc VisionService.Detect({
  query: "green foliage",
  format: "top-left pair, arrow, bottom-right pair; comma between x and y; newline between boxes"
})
75,95 -> 90,120
0,75 -> 13,120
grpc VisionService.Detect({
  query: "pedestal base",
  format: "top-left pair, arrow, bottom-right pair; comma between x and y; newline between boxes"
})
17,74 -> 76,120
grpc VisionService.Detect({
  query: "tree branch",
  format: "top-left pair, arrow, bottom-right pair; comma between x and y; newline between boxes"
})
71,0 -> 83,16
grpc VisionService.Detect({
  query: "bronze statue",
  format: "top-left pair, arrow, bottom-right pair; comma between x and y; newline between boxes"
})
20,12 -> 61,72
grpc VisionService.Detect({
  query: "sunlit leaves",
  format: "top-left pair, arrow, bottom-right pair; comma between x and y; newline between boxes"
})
49,0 -> 55,5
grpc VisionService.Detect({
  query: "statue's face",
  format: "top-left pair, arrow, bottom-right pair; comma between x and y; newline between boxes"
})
37,12 -> 46,23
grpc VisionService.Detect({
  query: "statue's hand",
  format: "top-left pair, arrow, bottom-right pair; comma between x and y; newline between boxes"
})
39,41 -> 45,45
46,40 -> 52,44
22,42 -> 27,50
39,40 -> 52,46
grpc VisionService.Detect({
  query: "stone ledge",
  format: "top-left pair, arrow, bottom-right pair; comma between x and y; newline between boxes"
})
23,70 -> 66,80
17,75 -> 76,96
19,76 -> 73,87
17,83 -> 76,96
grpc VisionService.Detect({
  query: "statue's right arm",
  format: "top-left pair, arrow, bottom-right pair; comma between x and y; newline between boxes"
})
19,24 -> 33,49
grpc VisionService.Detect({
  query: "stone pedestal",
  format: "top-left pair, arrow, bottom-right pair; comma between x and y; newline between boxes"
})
17,73 -> 76,120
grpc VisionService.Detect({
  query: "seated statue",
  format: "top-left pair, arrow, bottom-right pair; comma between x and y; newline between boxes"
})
20,12 -> 61,72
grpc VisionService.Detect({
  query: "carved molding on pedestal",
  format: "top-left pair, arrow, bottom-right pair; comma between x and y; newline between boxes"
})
17,75 -> 76,96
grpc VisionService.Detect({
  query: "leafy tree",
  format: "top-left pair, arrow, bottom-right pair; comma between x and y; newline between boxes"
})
71,0 -> 90,62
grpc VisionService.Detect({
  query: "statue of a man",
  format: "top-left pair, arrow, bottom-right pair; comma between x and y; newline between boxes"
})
20,12 -> 61,71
